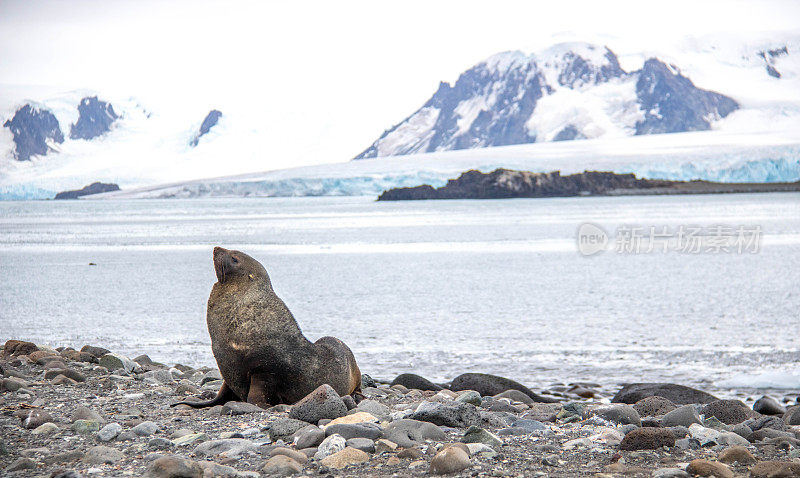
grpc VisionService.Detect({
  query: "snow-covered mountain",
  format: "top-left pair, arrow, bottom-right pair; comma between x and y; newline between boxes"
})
2,33 -> 800,200
354,41 -> 769,159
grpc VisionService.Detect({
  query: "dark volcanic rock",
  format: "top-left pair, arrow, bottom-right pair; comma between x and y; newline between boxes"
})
3,104 -> 64,161
753,396 -> 786,416
70,97 -> 118,140
635,58 -> 738,135
619,427 -> 675,450
391,373 -> 442,391
190,110 -> 222,147
450,373 -> 558,403
55,182 -> 120,200
409,401 -> 481,428
612,383 -> 718,405
379,169 -> 673,201
701,399 -> 756,425
633,396 -> 678,417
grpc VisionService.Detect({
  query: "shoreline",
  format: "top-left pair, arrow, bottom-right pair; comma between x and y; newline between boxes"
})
2,340 -> 799,477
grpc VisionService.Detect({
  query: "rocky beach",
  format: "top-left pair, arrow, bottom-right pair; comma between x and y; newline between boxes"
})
1,340 -> 799,478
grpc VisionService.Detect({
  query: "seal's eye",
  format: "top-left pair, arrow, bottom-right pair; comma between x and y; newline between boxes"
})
231,257 -> 239,264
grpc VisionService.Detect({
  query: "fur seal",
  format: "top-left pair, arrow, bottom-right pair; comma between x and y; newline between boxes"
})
175,247 -> 361,408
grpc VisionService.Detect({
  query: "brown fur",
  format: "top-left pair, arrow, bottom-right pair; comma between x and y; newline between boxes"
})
174,247 -> 361,408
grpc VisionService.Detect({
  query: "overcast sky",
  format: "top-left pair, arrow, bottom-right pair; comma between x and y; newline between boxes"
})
1,0 -> 799,168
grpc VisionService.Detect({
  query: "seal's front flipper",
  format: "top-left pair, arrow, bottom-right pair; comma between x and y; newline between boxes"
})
245,374 -> 271,409
171,381 -> 238,408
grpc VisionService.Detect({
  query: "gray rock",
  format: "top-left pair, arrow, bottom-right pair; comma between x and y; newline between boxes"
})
450,372 -> 557,403
731,423 -> 753,439
391,373 -> 442,391
198,461 -> 240,477
72,406 -> 104,423
144,370 -> 175,385
132,421 -> 159,436
753,396 -> 786,416
6,457 -> 36,472
325,423 -> 382,440
652,468 -> 690,478
221,401 -> 264,415
455,390 -> 482,406
747,415 -> 786,432
633,396 -> 678,417
556,402 -> 587,420
262,454 -> 302,476
355,399 -> 390,419
313,434 -> 346,460
83,445 -> 125,464
410,400 -> 480,428
667,426 -> 690,439
511,419 -> 548,433
619,427 -> 675,450
193,438 -> 258,457
269,418 -> 310,441
289,384 -> 348,424
594,404 -> 641,426
701,399 -> 755,425
461,426 -> 502,448
497,427 -> 530,436
360,374 -> 376,389
145,455 -> 203,478
200,369 -> 222,385
99,353 -> 141,373
21,409 -> 54,429
148,437 -> 174,450
783,406 -> 800,425
346,437 -> 375,453
382,419 -> 447,447
72,419 -> 101,434
717,431 -> 750,447
430,446 -> 471,475
293,425 -> 325,449
662,405 -> 702,428
494,389 -> 535,405
97,423 -> 123,442
612,383 -> 717,405
51,471 -> 84,478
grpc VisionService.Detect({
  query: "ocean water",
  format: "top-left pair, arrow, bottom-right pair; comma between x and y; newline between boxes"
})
1,194 -> 799,398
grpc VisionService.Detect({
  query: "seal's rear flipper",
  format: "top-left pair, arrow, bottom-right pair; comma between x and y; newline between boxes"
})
171,381 -> 238,408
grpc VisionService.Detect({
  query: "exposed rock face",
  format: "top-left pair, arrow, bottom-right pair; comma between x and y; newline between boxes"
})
70,97 -> 118,140
355,43 -> 739,159
634,59 -> 738,135
758,46 -> 788,79
3,104 -> 64,161
54,182 -> 120,200
378,169 -> 671,201
190,110 -> 222,146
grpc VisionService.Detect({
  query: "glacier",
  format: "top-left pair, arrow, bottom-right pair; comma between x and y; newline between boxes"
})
95,129 -> 800,200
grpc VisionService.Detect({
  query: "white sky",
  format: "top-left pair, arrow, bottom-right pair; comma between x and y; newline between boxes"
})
1,0 -> 799,169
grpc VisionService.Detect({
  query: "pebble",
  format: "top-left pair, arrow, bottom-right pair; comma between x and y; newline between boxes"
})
72,419 -> 102,434
593,404 -> 641,426
269,446 -> 308,464
314,433 -> 347,460
382,419 -> 447,447
717,445 -> 756,465
132,420 -> 159,436
221,401 -> 264,415
355,399 -> 391,418
410,400 -> 481,428
293,425 -> 325,449
72,406 -> 104,423
619,427 -> 675,450
97,423 -> 123,442
31,422 -> 60,435
145,455 -> 203,478
662,404 -> 702,428
749,461 -> 800,478
461,426 -> 503,449
455,390 -> 482,406
430,446 -> 472,475
345,437 -> 375,453
375,438 -> 398,453
685,459 -> 733,478
82,445 -> 125,465
262,455 -> 302,476
148,437 -> 174,450
171,433 -> 208,446
268,418 -> 309,441
6,457 -> 36,472
99,353 -> 141,373
652,468 -> 690,478
325,422 -> 382,440
288,384 -> 348,423
328,411 -> 377,425
319,446 -> 370,469
193,438 -> 258,457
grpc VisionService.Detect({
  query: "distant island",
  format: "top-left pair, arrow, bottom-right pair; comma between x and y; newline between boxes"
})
377,169 -> 800,201
54,182 -> 120,200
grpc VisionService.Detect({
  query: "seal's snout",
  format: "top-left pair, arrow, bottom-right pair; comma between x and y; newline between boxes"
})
213,246 -> 232,283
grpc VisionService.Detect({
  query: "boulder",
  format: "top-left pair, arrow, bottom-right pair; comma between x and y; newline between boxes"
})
633,396 -> 678,417
391,373 -> 442,391
619,427 -> 675,450
612,383 -> 717,405
430,445 -> 472,475
450,373 -> 557,403
288,384 -> 348,423
700,400 -> 755,425
409,400 -> 480,428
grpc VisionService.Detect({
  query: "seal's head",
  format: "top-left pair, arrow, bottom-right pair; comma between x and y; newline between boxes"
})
213,246 -> 270,287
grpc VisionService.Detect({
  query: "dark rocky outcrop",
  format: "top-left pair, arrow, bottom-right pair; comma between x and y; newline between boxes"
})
758,46 -> 788,79
3,104 -> 64,161
70,97 -> 118,140
450,373 -> 558,403
190,110 -> 222,147
54,182 -> 120,200
634,59 -> 738,135
612,383 -> 718,405
378,169 -> 672,201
